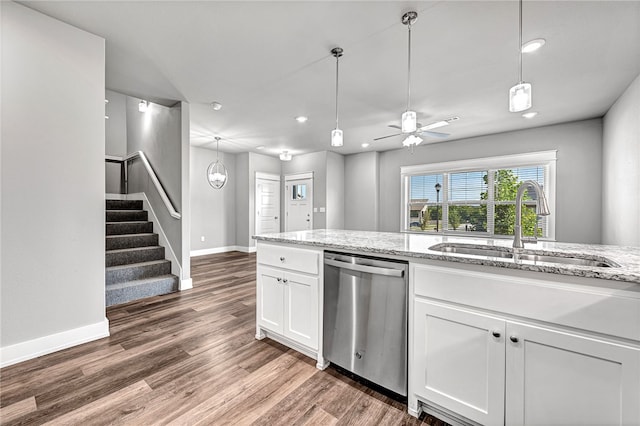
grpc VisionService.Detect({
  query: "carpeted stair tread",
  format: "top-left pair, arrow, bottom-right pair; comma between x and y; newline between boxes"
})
106,221 -> 153,235
106,200 -> 143,210
106,210 -> 148,222
106,233 -> 158,250
106,259 -> 171,285
106,246 -> 165,267
106,274 -> 178,306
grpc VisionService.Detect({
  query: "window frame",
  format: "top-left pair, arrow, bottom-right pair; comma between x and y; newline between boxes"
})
400,151 -> 556,240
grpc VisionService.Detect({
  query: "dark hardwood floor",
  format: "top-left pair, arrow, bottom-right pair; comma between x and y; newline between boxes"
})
1,252 -> 447,425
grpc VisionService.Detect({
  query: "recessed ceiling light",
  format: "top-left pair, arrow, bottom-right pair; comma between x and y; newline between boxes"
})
211,101 -> 222,111
295,116 -> 308,123
522,111 -> 538,119
361,143 -> 370,148
256,145 -> 265,150
522,38 -> 546,53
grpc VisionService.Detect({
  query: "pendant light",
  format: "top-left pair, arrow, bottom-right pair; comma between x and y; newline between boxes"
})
207,137 -> 228,189
401,11 -> 418,133
330,47 -> 344,147
509,0 -> 532,112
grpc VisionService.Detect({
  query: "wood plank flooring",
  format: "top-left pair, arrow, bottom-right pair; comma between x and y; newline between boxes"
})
1,252 -> 447,425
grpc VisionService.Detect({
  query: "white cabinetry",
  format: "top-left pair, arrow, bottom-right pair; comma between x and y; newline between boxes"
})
409,262 -> 640,426
256,242 -> 323,366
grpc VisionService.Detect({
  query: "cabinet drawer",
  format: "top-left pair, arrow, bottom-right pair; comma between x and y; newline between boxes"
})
257,243 -> 320,275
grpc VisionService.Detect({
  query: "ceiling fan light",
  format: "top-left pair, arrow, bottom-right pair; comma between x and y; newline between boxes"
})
509,82 -> 532,112
402,110 -> 417,133
402,134 -> 423,147
331,128 -> 343,147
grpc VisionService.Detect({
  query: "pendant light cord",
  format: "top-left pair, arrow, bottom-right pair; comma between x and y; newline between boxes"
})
518,0 -> 523,84
407,21 -> 412,111
335,52 -> 340,129
215,137 -> 220,160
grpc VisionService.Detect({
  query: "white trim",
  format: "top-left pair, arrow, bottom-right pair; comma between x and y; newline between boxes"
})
0,318 -> 109,368
190,245 -> 256,257
401,150 -> 558,176
179,278 -> 193,291
105,193 -> 126,200
285,172 -> 313,181
256,172 -> 280,181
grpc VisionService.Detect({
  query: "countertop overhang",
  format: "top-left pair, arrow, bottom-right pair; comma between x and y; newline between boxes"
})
253,230 -> 640,285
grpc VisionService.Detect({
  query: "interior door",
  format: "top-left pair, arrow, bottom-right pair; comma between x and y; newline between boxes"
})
285,175 -> 313,232
255,173 -> 281,235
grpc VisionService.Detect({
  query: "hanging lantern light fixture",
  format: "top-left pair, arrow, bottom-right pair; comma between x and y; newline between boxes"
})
207,137 -> 228,189
509,0 -> 532,112
330,47 -> 344,147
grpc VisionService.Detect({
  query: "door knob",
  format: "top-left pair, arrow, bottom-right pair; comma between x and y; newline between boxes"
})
274,216 -> 278,220
510,336 -> 519,343
492,331 -> 501,338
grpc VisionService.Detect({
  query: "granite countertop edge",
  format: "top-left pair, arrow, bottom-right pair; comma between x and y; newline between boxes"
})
253,231 -> 640,285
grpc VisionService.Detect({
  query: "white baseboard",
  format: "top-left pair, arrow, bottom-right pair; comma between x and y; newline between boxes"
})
0,318 -> 110,368
190,245 -> 256,257
180,278 -> 193,291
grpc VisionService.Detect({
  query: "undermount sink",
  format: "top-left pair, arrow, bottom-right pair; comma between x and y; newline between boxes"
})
429,243 -> 620,268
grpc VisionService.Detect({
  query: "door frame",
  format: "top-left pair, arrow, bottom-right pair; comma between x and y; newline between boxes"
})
285,172 -> 314,231
255,172 -> 281,236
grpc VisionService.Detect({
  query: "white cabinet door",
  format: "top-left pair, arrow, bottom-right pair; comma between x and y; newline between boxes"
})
257,266 -> 284,334
506,322 -> 640,426
413,299 -> 506,426
283,271 -> 319,350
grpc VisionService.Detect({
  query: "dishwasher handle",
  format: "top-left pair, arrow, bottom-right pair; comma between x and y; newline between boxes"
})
325,258 -> 405,277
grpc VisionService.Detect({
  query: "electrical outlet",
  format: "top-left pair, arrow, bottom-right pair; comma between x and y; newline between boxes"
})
200,236 -> 205,242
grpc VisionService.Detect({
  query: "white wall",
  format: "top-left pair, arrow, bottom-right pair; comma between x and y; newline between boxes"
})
344,151 -> 379,231
190,147 -> 237,253
326,151 -> 345,229
1,2 -> 108,365
373,119 -> 603,244
602,73 -> 640,247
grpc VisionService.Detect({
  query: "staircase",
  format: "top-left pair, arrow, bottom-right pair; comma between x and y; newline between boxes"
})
105,199 -> 178,306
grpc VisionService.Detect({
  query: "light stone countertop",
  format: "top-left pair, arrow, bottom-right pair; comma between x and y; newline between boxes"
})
253,229 -> 640,285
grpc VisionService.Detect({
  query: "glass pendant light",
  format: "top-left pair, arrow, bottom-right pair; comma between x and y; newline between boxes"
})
509,0 -> 532,112
401,11 -> 418,133
330,47 -> 344,147
207,137 -> 228,189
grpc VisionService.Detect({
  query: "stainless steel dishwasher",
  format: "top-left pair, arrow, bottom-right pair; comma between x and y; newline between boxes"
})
323,251 -> 408,396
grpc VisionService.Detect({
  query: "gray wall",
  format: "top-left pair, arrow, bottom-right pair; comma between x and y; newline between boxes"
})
126,99 -> 185,264
282,151 -> 328,229
602,73 -> 640,246
326,151 -> 345,229
344,151 -> 379,231
235,153 -> 250,248
105,90 -> 127,193
373,119 -> 603,244
190,147 -> 237,251
1,2 -> 106,346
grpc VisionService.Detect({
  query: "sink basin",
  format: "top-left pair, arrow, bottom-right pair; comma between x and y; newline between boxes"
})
429,243 -> 513,259
429,243 -> 620,268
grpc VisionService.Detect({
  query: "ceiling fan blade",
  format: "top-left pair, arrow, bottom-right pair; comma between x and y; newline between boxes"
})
418,130 -> 450,138
373,133 -> 401,141
388,124 -> 402,130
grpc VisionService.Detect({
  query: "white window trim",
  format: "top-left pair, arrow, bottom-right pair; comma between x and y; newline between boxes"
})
400,150 -> 556,240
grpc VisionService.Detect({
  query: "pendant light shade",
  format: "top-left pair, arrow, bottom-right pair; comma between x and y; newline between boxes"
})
207,137 -> 228,189
402,11 -> 418,134
330,47 -> 344,147
509,0 -> 532,112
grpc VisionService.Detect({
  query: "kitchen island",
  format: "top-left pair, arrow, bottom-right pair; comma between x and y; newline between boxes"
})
253,230 -> 640,426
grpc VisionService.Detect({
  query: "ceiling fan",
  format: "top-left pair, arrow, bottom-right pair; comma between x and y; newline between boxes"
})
374,116 -> 460,142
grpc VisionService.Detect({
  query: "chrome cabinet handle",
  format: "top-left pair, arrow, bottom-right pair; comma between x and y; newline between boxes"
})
510,336 -> 519,343
492,331 -> 501,338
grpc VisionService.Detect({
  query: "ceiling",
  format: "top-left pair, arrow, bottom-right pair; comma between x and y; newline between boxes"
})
23,1 -> 640,157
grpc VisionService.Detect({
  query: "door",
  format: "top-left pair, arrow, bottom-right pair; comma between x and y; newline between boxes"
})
285,173 -> 313,232
257,266 -> 284,334
283,270 -> 319,350
506,321 -> 640,426
412,299 -> 506,426
255,173 -> 280,235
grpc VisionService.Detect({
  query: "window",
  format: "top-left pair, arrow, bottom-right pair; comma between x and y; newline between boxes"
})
401,151 -> 556,239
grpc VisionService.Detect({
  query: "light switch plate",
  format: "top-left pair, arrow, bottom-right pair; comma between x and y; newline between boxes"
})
313,207 -> 318,212
320,207 -> 326,213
